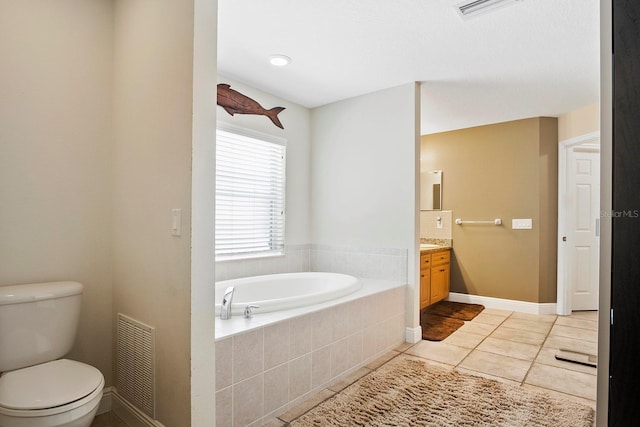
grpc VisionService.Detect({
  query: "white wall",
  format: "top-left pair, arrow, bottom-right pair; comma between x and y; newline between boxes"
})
310,84 -> 419,248
310,83 -> 421,331
0,0 -> 114,386
191,0 -> 218,424
112,1 -> 198,424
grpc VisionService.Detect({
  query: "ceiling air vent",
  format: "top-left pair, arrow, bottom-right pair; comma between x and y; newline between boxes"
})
455,0 -> 523,20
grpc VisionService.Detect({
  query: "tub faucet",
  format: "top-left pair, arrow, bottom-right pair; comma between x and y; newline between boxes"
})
243,304 -> 260,319
220,286 -> 235,320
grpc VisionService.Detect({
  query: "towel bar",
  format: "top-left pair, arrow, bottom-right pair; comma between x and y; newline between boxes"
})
455,218 -> 502,225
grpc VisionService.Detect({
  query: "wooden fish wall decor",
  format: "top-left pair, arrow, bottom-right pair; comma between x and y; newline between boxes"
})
217,83 -> 286,129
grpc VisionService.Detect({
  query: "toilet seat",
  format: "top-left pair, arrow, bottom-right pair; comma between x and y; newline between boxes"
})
0,359 -> 104,417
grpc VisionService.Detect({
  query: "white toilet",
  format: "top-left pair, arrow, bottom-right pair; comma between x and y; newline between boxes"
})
0,282 -> 105,427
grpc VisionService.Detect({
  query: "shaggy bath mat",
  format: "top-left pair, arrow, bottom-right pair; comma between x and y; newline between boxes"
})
420,301 -> 485,341
426,300 -> 485,321
421,313 -> 464,341
290,358 -> 595,427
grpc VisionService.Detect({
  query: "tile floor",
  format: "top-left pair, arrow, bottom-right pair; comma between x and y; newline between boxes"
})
91,309 -> 598,427
91,411 -> 128,427
265,308 -> 598,426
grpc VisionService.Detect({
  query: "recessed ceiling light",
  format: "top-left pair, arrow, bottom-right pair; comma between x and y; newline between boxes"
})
269,55 -> 292,67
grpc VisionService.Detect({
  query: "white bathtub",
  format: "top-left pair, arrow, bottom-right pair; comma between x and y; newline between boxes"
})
215,272 -> 361,316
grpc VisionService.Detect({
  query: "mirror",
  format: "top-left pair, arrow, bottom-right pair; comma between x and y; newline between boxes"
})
420,170 -> 442,210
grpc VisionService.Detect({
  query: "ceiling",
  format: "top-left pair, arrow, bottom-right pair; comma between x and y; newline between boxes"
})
217,0 -> 600,134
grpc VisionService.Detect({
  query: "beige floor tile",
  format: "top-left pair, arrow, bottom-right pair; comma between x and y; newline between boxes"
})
521,384 -> 597,410
364,350 -> 399,370
455,367 -> 522,387
394,342 -> 413,352
490,326 -> 547,346
543,335 -> 598,355
392,353 -> 457,371
261,418 -> 287,427
524,362 -> 597,400
471,312 -> 507,325
458,349 -> 532,382
555,315 -> 598,331
501,317 -> 554,334
550,324 -> 598,342
443,330 -> 486,349
534,347 -> 598,374
277,388 -> 335,423
328,367 -> 371,392
457,320 -> 498,336
476,336 -> 541,361
510,312 -> 557,323
480,308 -> 513,318
569,310 -> 598,321
405,339 -> 472,365
91,412 -> 128,427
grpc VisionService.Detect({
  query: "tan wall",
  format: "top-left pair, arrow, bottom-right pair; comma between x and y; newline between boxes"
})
421,118 -> 558,303
0,0 -> 114,385
558,102 -> 600,141
112,0 -> 195,424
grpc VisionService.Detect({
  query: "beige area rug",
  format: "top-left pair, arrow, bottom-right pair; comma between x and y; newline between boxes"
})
290,358 -> 595,427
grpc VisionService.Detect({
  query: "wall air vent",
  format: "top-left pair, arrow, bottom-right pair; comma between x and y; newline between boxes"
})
455,0 -> 523,20
116,313 -> 156,419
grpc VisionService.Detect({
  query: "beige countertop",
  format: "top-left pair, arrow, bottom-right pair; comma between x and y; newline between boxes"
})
419,245 -> 451,254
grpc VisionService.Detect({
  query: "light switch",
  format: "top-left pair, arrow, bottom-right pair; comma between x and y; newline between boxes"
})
512,218 -> 532,230
171,209 -> 182,236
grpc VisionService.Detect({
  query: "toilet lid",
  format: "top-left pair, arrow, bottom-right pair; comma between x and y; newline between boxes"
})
0,359 -> 103,410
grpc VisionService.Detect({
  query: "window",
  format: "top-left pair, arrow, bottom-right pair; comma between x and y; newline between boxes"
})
215,123 -> 286,260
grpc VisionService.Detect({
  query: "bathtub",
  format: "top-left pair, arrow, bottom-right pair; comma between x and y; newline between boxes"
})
215,272 -> 361,316
214,275 -> 407,425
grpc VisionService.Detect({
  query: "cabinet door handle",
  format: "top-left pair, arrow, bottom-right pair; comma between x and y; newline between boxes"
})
439,269 -> 445,272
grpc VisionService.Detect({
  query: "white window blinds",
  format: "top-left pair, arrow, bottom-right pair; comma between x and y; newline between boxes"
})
216,124 -> 286,260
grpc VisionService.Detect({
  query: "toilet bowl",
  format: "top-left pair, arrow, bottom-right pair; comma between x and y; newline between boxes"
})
0,282 -> 105,427
0,359 -> 104,427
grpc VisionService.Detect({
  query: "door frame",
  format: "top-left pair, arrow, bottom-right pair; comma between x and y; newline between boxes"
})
557,130 -> 600,315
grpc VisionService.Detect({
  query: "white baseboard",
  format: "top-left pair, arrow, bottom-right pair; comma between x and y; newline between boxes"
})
112,389 -> 166,427
405,326 -> 422,343
97,386 -> 113,415
447,292 -> 557,315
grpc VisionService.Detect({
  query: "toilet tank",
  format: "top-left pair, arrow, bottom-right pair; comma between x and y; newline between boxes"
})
0,281 -> 83,372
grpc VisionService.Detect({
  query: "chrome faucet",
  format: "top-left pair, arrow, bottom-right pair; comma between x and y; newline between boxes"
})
243,304 -> 260,319
220,286 -> 235,320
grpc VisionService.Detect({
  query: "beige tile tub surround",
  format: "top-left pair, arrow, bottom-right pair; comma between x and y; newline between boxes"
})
215,285 -> 406,427
216,244 -> 408,283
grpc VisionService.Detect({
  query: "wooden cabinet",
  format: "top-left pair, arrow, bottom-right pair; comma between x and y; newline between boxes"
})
419,254 -> 431,309
420,249 -> 450,309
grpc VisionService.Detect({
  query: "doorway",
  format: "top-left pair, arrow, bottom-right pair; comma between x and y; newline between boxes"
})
557,131 -> 601,315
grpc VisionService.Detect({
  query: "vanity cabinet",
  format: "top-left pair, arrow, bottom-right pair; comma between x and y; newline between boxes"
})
419,254 -> 431,309
420,249 -> 450,309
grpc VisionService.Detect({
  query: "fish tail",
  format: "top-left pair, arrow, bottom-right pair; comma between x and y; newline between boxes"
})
266,107 -> 286,129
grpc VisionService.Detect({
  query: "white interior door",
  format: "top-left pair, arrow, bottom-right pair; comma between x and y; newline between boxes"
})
566,144 -> 600,311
